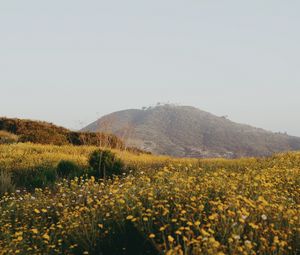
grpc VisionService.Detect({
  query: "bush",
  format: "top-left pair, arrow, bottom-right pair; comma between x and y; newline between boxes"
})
0,131 -> 18,144
88,150 -> 124,179
56,160 -> 83,179
12,165 -> 57,190
67,131 -> 125,149
0,170 -> 15,195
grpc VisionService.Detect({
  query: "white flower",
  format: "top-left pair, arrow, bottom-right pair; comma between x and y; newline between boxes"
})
261,214 -> 267,220
233,235 -> 241,240
242,215 -> 248,220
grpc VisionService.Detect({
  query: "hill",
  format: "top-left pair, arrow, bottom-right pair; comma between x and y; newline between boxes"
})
0,117 -> 124,149
82,104 -> 300,158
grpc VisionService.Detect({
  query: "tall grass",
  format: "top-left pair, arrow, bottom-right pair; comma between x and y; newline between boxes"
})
0,169 -> 15,195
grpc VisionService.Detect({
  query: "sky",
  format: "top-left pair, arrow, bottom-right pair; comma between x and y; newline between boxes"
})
0,0 -> 299,136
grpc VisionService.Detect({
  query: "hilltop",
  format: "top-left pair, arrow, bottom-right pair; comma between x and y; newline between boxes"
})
82,104 -> 300,158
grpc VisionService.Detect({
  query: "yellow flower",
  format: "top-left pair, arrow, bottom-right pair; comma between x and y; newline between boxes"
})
31,228 -> 38,234
159,226 -> 166,232
249,223 -> 259,230
273,236 -> 280,244
42,233 -> 50,241
17,236 -> 23,241
201,229 -> 210,236
245,240 -> 253,249
118,199 -> 126,204
149,234 -> 155,239
15,231 -> 23,236
194,221 -> 201,226
34,209 -> 40,214
208,213 -> 218,220
168,235 -> 175,242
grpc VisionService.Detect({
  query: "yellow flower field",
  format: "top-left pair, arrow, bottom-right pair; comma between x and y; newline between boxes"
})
0,144 -> 299,254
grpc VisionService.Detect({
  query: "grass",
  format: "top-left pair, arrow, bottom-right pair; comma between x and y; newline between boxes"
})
0,143 -> 299,254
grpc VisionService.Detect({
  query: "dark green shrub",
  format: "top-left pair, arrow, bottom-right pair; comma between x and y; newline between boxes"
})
56,160 -> 83,179
88,150 -> 124,179
12,165 -> 57,190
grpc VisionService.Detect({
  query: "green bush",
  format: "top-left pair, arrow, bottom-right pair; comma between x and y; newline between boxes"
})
88,150 -> 124,179
12,165 -> 57,190
56,160 -> 83,179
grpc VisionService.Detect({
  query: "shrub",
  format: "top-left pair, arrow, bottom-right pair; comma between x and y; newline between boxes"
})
0,130 -> 18,144
0,170 -> 15,195
67,131 -> 125,149
56,160 -> 83,179
88,150 -> 124,179
12,165 -> 57,190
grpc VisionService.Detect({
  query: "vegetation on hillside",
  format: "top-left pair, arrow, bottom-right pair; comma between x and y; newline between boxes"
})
82,105 -> 300,158
0,143 -> 299,254
0,117 -> 125,148
0,130 -> 19,144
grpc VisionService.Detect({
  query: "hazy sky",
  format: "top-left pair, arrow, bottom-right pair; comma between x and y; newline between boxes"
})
1,1 -> 299,136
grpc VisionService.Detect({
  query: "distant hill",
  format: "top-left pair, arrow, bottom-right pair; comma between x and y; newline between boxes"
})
0,117 -> 124,149
82,104 -> 300,158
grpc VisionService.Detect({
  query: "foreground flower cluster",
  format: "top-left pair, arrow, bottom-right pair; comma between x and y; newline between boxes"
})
0,144 -> 299,255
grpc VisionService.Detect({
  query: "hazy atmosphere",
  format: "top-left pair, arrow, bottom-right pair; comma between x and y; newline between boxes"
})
1,2 -> 300,255
1,0 -> 299,136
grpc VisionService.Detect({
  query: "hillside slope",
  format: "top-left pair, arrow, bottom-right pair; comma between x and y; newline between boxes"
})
82,105 -> 300,158
0,117 -> 124,149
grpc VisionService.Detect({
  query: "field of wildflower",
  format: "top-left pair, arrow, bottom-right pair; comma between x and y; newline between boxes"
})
0,143 -> 299,255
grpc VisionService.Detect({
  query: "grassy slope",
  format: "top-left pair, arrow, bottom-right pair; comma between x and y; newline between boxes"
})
0,143 -> 183,172
0,144 -> 299,255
